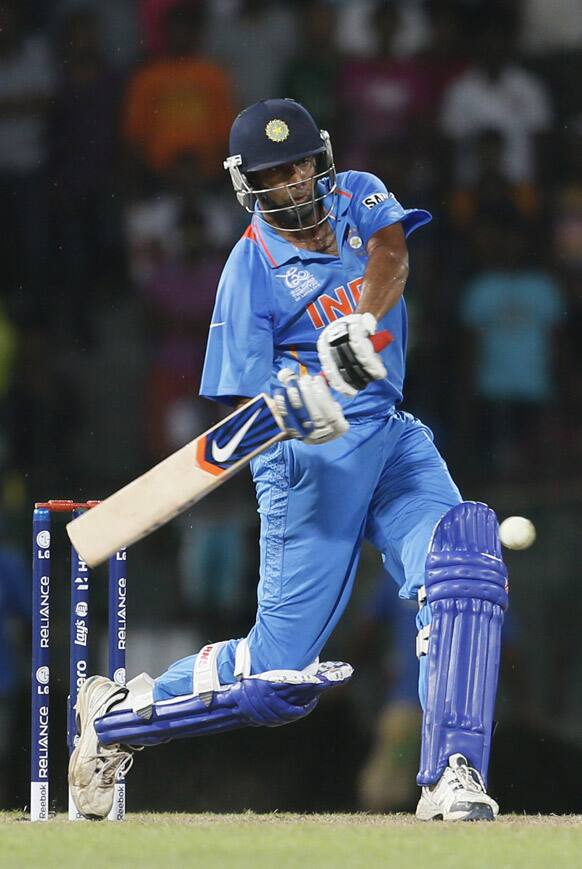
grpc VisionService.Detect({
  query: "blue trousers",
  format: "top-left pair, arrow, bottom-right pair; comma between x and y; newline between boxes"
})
155,411 -> 461,701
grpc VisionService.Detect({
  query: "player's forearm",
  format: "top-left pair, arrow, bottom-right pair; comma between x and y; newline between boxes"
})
356,244 -> 409,321
356,224 -> 409,321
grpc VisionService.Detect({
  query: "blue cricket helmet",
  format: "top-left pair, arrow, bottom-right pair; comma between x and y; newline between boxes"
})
228,98 -> 327,173
224,98 -> 336,230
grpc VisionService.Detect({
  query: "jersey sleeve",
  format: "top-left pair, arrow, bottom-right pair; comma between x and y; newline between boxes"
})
200,239 -> 274,405
344,171 -> 432,247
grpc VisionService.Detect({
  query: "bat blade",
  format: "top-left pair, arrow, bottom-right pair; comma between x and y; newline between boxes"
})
67,329 -> 393,567
66,395 -> 285,567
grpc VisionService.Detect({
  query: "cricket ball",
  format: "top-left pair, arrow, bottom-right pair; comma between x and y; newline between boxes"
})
499,516 -> 536,550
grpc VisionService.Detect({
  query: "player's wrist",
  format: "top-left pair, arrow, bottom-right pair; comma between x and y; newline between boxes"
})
354,311 -> 378,334
316,313 -> 387,396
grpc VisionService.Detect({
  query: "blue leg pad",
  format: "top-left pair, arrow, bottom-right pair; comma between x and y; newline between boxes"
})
417,502 -> 508,786
95,662 -> 352,747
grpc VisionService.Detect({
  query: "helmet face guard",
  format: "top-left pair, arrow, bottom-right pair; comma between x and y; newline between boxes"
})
224,99 -> 337,231
224,132 -> 336,230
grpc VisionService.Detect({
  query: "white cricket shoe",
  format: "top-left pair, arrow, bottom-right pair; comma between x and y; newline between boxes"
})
68,675 -> 134,820
416,753 -> 499,821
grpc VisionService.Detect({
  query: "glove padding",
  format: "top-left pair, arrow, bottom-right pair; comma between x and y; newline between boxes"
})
317,312 -> 387,397
274,369 -> 349,445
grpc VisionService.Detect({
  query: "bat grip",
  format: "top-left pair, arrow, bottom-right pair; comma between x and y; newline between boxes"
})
315,328 -> 393,386
370,330 -> 393,352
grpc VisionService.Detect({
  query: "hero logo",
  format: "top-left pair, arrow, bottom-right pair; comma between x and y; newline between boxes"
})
76,659 -> 87,691
362,191 -> 392,209
276,266 -> 321,301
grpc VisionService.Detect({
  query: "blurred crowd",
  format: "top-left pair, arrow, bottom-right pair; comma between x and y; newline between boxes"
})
2,0 -> 582,813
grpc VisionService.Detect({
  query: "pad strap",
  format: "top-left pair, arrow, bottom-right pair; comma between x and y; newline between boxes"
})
193,642 -> 226,706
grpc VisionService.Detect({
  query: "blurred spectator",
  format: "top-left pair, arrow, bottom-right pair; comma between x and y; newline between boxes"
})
10,322 -> 83,501
355,576 -> 421,812
419,2 -> 469,105
520,0 -> 582,57
335,0 -> 429,59
139,202 -> 223,459
458,217 -> 564,478
552,116 -> 582,425
55,0 -> 140,70
138,0 -> 183,56
124,153 -> 243,292
122,1 -> 234,182
50,8 -> 126,340
336,2 -> 433,168
440,15 -> 553,184
0,526 -> 29,809
520,0 -> 582,123
278,0 -> 339,133
553,116 -> 582,276
205,0 -> 298,107
448,129 -> 542,236
0,0 -> 55,321
176,470 -> 256,637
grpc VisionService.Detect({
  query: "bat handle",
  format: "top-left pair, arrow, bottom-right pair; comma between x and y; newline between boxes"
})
315,328 -> 393,386
370,330 -> 393,352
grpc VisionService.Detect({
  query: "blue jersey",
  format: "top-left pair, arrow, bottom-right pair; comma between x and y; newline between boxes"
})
200,170 -> 431,418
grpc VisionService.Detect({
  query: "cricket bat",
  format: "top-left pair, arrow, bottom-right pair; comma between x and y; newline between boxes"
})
66,332 -> 392,567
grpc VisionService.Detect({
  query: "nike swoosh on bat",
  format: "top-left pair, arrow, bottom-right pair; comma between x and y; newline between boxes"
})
210,408 -> 262,463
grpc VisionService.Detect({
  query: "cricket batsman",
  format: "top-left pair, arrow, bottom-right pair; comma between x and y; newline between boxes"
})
69,99 -> 508,821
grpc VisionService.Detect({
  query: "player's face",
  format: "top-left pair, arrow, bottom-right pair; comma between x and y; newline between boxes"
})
256,156 -> 317,206
254,156 -> 320,229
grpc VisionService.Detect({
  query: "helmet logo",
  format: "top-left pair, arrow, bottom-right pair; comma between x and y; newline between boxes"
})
265,119 -> 289,142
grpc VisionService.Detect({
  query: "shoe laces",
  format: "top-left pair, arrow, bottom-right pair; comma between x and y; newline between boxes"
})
451,761 -> 485,794
93,746 -> 134,788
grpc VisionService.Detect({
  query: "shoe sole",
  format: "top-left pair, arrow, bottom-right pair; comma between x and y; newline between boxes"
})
416,802 -> 495,822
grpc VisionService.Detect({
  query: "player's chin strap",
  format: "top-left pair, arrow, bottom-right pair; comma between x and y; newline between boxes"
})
415,501 -> 509,788
94,640 -> 352,747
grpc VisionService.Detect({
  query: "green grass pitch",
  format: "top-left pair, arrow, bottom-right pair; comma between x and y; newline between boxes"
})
1,813 -> 581,868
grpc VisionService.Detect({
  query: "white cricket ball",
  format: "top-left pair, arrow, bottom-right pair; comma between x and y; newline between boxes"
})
499,516 -> 536,550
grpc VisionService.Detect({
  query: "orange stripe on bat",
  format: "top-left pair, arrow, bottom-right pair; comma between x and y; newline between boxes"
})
196,435 -> 226,477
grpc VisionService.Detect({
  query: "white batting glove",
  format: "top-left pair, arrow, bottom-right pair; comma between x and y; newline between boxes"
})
274,369 -> 349,445
317,312 -> 387,397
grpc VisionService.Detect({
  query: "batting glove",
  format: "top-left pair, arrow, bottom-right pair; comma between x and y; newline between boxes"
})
317,312 -> 387,397
274,369 -> 349,445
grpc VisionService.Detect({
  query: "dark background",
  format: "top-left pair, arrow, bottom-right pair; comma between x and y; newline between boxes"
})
1,0 -> 582,815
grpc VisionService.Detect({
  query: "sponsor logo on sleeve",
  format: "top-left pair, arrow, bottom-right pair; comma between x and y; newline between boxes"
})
362,191 -> 392,209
